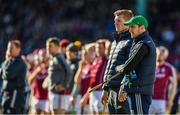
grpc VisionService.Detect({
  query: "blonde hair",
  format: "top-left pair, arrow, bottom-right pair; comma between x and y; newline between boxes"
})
114,9 -> 134,20
158,46 -> 169,59
84,43 -> 95,53
96,39 -> 107,47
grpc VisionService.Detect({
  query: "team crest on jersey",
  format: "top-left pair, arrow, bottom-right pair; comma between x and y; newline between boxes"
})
81,68 -> 90,79
155,68 -> 166,78
71,64 -> 75,70
161,67 -> 166,73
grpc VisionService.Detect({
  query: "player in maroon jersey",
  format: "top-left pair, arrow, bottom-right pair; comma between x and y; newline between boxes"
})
28,49 -> 49,114
149,46 -> 177,114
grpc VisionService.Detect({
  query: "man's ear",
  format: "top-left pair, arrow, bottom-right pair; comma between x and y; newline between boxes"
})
140,25 -> 146,32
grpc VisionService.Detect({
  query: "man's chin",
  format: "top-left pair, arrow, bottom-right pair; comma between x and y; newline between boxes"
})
116,29 -> 120,32
157,59 -> 162,63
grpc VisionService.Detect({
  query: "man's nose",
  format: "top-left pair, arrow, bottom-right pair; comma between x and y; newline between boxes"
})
114,20 -> 118,24
129,27 -> 132,32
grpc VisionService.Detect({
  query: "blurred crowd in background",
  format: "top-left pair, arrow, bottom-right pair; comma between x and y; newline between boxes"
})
0,0 -> 179,63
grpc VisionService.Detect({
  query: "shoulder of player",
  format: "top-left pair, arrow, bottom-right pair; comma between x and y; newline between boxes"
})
164,62 -> 176,72
164,62 -> 174,68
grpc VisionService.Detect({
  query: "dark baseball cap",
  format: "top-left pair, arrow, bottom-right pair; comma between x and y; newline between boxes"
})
123,15 -> 148,28
67,43 -> 79,53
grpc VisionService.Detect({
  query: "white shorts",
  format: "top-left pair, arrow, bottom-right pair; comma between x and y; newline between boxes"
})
75,95 -> 81,114
82,104 -> 90,114
149,99 -> 166,114
49,92 -> 71,111
68,95 -> 81,114
49,92 -> 65,110
89,90 -> 103,113
31,96 -> 49,112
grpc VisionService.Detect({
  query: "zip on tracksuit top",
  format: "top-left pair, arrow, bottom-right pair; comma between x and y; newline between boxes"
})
102,30 -> 133,91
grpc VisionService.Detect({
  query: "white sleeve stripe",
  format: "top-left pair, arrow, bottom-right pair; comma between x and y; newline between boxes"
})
10,89 -> 17,108
123,43 -> 144,69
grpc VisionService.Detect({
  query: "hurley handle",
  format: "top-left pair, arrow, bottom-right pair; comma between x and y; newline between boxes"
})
89,83 -> 103,93
89,72 -> 121,93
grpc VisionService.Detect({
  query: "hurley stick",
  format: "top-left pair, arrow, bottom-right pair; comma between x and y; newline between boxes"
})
89,72 -> 121,93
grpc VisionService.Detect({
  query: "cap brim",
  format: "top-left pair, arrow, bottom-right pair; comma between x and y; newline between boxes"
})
123,21 -> 135,26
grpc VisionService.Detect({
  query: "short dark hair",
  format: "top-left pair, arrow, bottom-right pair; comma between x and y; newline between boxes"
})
114,9 -> 134,20
9,40 -> 21,48
66,43 -> 79,53
46,37 -> 59,46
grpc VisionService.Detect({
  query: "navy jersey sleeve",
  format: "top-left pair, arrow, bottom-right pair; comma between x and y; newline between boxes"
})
118,43 -> 149,75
